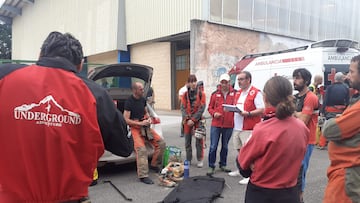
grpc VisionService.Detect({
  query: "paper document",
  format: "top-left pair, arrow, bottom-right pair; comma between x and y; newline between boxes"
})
222,104 -> 242,113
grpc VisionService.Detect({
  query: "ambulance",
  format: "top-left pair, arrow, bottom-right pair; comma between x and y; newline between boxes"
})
230,39 -> 360,91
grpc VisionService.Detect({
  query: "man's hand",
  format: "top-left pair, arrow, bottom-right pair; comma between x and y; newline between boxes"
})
250,164 -> 255,171
214,112 -> 222,118
240,111 -> 249,117
140,118 -> 151,126
186,119 -> 195,126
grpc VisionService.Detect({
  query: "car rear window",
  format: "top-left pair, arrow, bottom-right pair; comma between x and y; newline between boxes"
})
96,76 -> 146,89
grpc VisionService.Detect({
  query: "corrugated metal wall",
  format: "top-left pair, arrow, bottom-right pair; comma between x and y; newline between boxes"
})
125,0 -> 203,44
12,0 -> 120,60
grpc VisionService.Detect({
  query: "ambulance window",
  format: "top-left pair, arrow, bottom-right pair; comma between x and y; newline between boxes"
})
311,40 -> 336,48
336,40 -> 352,47
350,42 -> 359,49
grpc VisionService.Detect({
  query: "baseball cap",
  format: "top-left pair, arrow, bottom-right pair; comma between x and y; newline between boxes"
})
219,73 -> 230,82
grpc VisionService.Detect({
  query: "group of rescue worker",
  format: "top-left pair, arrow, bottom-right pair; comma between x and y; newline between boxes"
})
0,30 -> 359,203
177,61 -> 359,203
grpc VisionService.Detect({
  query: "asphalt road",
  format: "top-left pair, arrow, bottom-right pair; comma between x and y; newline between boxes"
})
89,113 -> 330,203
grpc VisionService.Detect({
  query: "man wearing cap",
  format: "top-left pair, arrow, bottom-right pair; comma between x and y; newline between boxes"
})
207,74 -> 237,175
228,71 -> 264,184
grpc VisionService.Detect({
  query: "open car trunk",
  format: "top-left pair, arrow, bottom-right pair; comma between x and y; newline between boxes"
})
88,63 -> 153,113
88,63 -> 162,165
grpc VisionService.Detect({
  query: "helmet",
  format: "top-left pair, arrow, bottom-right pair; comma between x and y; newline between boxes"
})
170,162 -> 184,178
194,127 -> 206,139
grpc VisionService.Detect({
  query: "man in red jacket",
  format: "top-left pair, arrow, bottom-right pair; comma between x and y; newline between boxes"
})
0,31 -> 133,202
207,74 -> 236,175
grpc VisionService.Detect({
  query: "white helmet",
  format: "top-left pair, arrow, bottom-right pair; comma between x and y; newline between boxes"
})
194,128 -> 206,139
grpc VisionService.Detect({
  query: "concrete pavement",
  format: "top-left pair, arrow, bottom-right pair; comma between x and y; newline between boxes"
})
89,112 -> 330,202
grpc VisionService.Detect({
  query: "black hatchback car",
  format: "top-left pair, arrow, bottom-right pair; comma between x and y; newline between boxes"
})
88,63 -> 163,165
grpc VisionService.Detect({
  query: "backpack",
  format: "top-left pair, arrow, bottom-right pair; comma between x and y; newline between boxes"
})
294,91 -> 319,112
161,176 -> 225,203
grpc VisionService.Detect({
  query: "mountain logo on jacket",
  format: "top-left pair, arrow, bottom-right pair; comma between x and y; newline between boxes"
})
13,95 -> 81,127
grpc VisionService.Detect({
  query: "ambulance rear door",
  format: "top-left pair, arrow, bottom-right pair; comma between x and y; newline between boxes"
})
322,47 -> 359,87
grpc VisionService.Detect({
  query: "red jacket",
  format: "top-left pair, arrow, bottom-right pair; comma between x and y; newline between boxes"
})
234,86 -> 262,130
0,57 -> 133,202
208,86 -> 236,128
239,116 -> 309,188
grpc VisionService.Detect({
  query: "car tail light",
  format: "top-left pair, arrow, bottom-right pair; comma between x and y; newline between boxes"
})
151,117 -> 161,124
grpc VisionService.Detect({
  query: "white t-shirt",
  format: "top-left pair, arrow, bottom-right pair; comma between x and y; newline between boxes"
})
234,86 -> 264,130
178,85 -> 188,98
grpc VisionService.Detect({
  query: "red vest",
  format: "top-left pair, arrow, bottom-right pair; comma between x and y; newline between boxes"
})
234,86 -> 262,130
181,89 -> 206,121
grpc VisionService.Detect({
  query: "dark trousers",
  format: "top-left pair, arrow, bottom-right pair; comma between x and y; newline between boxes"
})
183,122 -> 204,162
245,181 -> 299,203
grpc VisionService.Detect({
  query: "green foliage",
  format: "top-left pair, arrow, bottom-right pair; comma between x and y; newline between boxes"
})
0,23 -> 11,59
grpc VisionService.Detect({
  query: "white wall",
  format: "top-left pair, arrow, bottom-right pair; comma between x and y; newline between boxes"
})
125,0 -> 203,44
12,0 -> 120,60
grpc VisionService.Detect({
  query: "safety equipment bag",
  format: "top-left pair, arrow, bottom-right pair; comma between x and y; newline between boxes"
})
161,176 -> 225,203
163,146 -> 182,167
